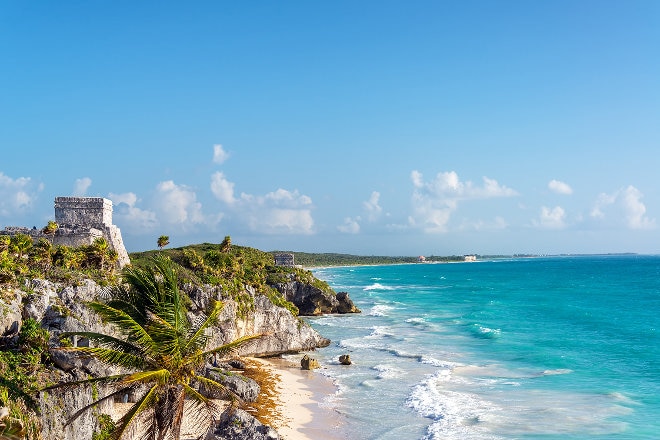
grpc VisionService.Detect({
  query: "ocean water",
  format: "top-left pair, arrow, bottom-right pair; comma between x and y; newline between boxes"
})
296,255 -> 660,440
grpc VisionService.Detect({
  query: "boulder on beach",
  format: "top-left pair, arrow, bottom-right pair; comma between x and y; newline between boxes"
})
339,354 -> 352,365
206,408 -> 280,440
300,354 -> 320,370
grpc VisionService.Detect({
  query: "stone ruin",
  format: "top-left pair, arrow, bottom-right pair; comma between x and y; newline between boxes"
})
1,197 -> 130,268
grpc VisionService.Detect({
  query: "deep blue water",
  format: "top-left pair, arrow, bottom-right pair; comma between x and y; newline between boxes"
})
298,255 -> 660,439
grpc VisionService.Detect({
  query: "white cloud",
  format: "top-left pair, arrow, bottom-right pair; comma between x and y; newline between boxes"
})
534,206 -> 567,229
153,180 -> 205,227
210,172 -> 236,204
251,208 -> 314,234
412,171 -> 517,199
213,144 -> 230,164
0,172 -> 43,217
338,217 -> 361,234
241,189 -> 314,234
210,172 -> 315,235
108,192 -> 138,207
590,186 -> 655,230
108,192 -> 158,233
408,170 -> 517,232
548,179 -> 573,195
73,177 -> 92,196
363,191 -> 382,222
621,186 -> 655,229
459,216 -> 508,231
264,188 -> 312,207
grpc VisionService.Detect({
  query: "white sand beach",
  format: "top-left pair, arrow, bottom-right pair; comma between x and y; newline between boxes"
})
248,357 -> 344,440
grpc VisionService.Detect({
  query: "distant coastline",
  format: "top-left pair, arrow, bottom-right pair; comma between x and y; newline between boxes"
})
271,251 -> 642,268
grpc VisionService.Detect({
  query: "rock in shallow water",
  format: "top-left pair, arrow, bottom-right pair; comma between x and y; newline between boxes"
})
300,354 -> 320,370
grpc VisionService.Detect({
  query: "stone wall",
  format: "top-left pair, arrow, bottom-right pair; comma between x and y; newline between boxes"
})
1,197 -> 130,268
54,197 -> 113,227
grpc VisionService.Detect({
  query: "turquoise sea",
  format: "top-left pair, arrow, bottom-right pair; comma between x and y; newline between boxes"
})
299,255 -> 660,439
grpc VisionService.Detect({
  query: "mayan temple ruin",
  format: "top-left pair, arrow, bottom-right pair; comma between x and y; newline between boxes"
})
1,197 -> 130,268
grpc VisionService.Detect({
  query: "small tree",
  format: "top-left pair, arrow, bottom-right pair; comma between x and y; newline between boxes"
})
41,221 -> 58,242
29,238 -> 53,273
88,237 -> 111,271
157,235 -> 170,250
9,234 -> 32,260
220,236 -> 231,253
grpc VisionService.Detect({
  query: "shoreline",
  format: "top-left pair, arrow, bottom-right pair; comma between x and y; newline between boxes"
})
248,356 -> 344,440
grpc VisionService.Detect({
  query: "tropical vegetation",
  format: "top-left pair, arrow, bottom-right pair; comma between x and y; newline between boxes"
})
156,236 -> 169,251
46,256 -> 261,440
0,231 -> 119,287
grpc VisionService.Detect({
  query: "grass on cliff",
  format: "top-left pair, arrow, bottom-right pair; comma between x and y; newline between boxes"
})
0,318 -> 55,439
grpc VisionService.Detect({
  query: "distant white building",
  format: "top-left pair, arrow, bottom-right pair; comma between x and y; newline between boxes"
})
464,255 -> 477,262
417,255 -> 426,263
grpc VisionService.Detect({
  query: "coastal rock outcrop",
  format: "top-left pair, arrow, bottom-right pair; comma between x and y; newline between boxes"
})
5,276 -> 330,440
272,277 -> 361,316
300,354 -> 320,370
0,290 -> 22,346
339,354 -> 352,365
186,285 -> 330,356
336,291 -> 361,313
200,366 -> 260,402
206,409 -> 280,440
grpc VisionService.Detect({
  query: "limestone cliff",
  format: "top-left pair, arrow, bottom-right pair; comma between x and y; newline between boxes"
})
1,276 -> 330,440
272,274 -> 361,315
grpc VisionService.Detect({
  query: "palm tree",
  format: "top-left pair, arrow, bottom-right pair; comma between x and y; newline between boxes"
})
9,234 -> 32,260
41,221 -> 58,242
157,236 -> 170,251
29,238 -> 53,273
89,237 -> 111,271
0,236 -> 10,253
53,245 -> 84,270
46,256 -> 260,440
219,236 -> 231,253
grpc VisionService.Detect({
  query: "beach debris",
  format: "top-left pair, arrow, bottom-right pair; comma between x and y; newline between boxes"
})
339,354 -> 352,365
300,354 -> 320,370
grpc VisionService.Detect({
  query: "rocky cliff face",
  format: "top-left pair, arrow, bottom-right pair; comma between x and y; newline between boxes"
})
272,277 -> 361,316
185,284 -> 330,356
2,277 -> 331,440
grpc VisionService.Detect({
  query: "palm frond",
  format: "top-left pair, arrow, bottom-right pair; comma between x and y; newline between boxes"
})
182,383 -> 222,431
63,385 -> 137,426
121,369 -> 171,386
198,334 -> 263,360
58,331 -> 145,356
181,301 -> 224,355
144,311 -> 185,357
58,346 -> 151,370
193,375 -> 238,403
43,373 -> 130,392
112,384 -> 159,440
85,302 -> 156,352
105,298 -> 149,324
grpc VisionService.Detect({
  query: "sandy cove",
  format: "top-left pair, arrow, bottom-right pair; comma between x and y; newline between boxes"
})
247,356 -> 344,440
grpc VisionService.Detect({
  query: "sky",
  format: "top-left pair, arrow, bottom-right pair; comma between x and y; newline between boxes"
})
2,1 -> 660,256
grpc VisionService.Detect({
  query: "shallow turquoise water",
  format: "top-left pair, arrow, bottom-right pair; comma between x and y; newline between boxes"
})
302,255 -> 660,439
